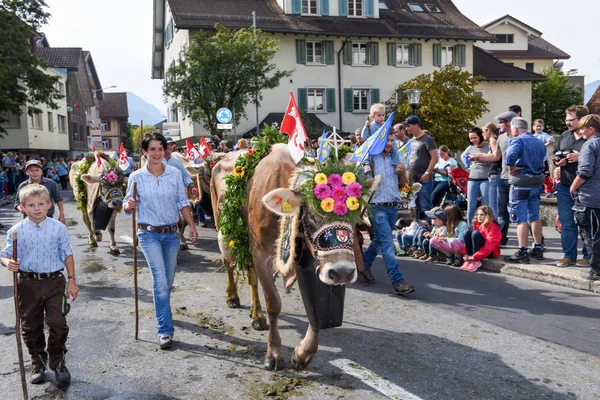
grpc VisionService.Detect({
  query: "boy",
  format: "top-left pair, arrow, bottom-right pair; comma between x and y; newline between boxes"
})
361,103 -> 386,140
14,159 -> 65,224
533,119 -> 555,163
1,184 -> 79,385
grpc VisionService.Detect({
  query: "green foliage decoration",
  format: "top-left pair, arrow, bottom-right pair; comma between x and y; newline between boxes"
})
74,152 -> 117,211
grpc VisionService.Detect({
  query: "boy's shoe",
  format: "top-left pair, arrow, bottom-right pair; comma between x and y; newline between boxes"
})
394,280 -> 415,296
576,259 -> 590,267
419,253 -> 429,260
159,336 -> 173,349
29,365 -> 46,384
504,250 -> 530,264
528,247 -> 544,260
396,249 -> 407,256
445,254 -> 455,265
453,255 -> 464,267
359,269 -> 376,284
581,271 -> 600,281
54,366 -> 71,386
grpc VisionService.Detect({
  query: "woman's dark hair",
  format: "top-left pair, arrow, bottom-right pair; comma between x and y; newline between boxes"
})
439,145 -> 450,154
141,132 -> 167,151
469,127 -> 484,145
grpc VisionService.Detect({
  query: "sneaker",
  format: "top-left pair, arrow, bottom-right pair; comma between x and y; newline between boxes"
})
412,251 -> 424,259
504,250 -> 530,264
54,366 -> 71,385
556,258 -> 574,267
581,271 -> 600,281
159,336 -> 173,349
419,254 -> 429,260
576,259 -> 590,268
459,260 -> 473,270
453,255 -> 464,267
359,269 -> 376,284
528,247 -> 544,260
396,249 -> 407,256
424,256 -> 434,262
29,365 -> 46,384
463,261 -> 482,272
394,280 -> 415,296
445,254 -> 455,265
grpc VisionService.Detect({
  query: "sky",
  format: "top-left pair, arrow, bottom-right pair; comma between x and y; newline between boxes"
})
41,0 -> 599,116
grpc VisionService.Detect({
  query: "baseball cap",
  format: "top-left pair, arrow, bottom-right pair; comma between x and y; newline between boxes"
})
425,206 -> 446,221
164,136 -> 175,143
26,159 -> 43,169
495,111 -> 517,122
402,115 -> 421,125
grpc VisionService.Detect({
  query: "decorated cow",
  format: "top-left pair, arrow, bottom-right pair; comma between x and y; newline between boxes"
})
69,153 -> 127,255
212,142 -> 377,371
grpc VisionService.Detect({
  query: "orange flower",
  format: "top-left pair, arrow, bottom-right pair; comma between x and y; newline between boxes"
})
320,197 -> 334,213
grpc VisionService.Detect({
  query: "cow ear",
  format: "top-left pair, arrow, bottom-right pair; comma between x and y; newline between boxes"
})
362,176 -> 381,201
262,188 -> 301,216
81,174 -> 101,184
185,164 -> 202,175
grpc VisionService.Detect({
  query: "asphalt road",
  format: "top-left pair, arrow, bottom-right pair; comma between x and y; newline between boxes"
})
0,190 -> 598,400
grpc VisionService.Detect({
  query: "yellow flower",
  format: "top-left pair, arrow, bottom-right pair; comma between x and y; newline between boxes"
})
228,240 -> 236,248
320,197 -> 334,213
233,166 -> 245,178
314,173 -> 328,184
342,172 -> 356,185
346,197 -> 360,211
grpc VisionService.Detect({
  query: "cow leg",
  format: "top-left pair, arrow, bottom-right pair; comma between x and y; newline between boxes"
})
179,216 -> 189,250
291,324 -> 319,371
83,211 -> 98,247
107,210 -> 120,255
218,231 -> 240,308
247,266 -> 267,331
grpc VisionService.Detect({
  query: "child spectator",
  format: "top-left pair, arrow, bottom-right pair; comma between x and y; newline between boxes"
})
460,205 -> 501,272
410,220 -> 431,258
395,208 -> 421,256
361,103 -> 386,140
546,166 -> 561,198
431,204 -> 469,267
1,184 -> 79,385
420,207 -> 448,262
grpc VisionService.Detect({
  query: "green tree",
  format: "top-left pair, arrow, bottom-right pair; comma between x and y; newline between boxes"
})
386,64 -> 488,151
0,0 -> 62,136
163,24 -> 294,136
131,124 -> 158,153
123,121 -> 134,153
532,67 -> 583,134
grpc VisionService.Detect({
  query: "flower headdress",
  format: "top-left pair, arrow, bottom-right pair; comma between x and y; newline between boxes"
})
100,168 -> 125,187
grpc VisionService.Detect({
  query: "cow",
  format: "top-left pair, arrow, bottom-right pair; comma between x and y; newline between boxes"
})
211,143 -> 377,371
69,157 -> 127,255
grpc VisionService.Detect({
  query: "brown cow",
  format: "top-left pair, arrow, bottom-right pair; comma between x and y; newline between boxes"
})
212,144 -> 376,370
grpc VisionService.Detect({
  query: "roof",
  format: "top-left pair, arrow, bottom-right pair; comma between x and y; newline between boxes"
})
473,47 -> 546,82
82,51 -> 104,101
99,93 -> 129,119
481,14 -> 542,38
488,37 -> 570,60
37,47 -> 82,69
587,85 -> 600,115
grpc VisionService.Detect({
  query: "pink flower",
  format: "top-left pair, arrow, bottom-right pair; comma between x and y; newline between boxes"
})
105,171 -> 118,182
328,173 -> 343,186
333,201 -> 348,216
314,184 -> 331,200
346,182 -> 363,198
331,185 -> 347,202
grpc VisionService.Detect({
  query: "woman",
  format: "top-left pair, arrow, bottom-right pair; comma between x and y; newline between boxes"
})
481,123 -> 501,217
460,205 -> 501,272
431,145 -> 458,207
236,138 -> 249,151
461,127 -> 491,226
124,133 -> 198,349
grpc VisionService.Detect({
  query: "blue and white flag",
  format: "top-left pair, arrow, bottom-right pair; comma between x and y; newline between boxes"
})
318,130 -> 332,163
348,112 -> 394,163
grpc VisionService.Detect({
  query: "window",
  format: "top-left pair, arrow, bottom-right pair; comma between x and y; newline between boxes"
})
408,3 -> 424,12
525,63 -> 534,72
0,112 -> 21,129
164,18 -> 174,48
57,81 -> 65,95
352,43 -> 368,65
102,140 -> 110,149
440,45 -> 454,67
306,41 -> 323,64
29,111 -> 43,130
396,44 -> 410,66
474,91 -> 483,98
494,34 -> 514,44
353,89 -> 370,112
379,1 -> 389,10
349,0 -> 363,16
85,106 -> 91,116
302,0 -> 318,14
57,115 -> 66,133
47,112 -> 53,132
424,4 -> 441,12
101,120 -> 109,131
307,88 -> 325,112
170,103 -> 179,123
433,44 -> 465,67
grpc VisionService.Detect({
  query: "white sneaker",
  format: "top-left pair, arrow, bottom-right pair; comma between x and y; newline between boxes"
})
159,336 -> 173,349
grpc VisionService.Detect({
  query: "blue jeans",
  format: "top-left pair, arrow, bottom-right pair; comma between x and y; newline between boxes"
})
396,233 -> 414,250
557,184 -> 589,260
363,205 -> 405,286
137,230 -> 181,338
488,174 -> 499,218
498,179 -> 510,242
417,179 -> 434,220
467,179 -> 490,226
509,185 -> 541,223
432,180 -> 449,207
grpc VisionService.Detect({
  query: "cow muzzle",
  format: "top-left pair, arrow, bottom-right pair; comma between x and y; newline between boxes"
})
312,222 -> 357,285
319,261 -> 357,285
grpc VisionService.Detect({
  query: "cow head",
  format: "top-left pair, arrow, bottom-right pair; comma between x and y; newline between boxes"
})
81,168 -> 128,209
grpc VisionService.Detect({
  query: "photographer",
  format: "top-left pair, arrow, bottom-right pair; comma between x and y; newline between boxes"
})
553,105 -> 590,268
569,114 -> 600,281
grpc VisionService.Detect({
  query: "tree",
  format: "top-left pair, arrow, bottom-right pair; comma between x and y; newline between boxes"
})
163,24 -> 294,136
385,64 -> 488,151
0,0 -> 62,136
131,124 -> 157,153
123,122 -> 134,153
532,67 -> 584,134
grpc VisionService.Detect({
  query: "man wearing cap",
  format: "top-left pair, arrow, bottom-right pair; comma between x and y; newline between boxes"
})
164,137 -> 198,196
405,116 -> 438,220
15,160 -> 64,224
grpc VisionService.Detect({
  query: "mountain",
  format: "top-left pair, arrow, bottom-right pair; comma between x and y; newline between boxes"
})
126,92 -> 164,125
585,80 -> 600,105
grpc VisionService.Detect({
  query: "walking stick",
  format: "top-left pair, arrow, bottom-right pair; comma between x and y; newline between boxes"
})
12,232 -> 28,399
132,182 -> 139,340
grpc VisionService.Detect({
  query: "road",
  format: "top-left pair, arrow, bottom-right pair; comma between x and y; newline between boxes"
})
0,191 -> 598,400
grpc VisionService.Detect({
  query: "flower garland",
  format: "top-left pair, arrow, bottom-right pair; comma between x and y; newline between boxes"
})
75,151 -> 117,211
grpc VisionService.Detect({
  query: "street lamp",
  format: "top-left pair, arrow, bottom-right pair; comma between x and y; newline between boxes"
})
92,85 -> 117,94
404,89 -> 423,115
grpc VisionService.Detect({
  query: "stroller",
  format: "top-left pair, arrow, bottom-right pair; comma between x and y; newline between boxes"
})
440,166 -> 469,210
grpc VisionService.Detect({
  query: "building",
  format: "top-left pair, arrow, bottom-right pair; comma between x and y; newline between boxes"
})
99,93 -> 129,152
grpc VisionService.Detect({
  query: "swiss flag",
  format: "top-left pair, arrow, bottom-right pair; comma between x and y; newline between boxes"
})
185,139 -> 201,161
280,93 -> 308,164
198,137 -> 211,160
91,143 -> 102,167
118,143 -> 130,171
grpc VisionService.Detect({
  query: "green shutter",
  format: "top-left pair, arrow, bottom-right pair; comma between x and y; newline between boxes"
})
296,40 -> 306,64
344,88 -> 353,112
454,44 -> 466,67
292,0 -> 301,14
298,88 -> 308,112
339,0 -> 348,17
326,88 -> 336,112
409,43 -> 422,66
433,44 -> 441,67
324,40 -> 334,65
371,88 -> 380,104
367,42 -> 379,65
343,41 -> 352,65
387,43 -> 396,66
366,0 -> 374,17
320,0 -> 329,15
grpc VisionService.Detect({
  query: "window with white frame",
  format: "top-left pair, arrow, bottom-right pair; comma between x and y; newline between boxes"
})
352,42 -> 368,65
57,115 -> 66,133
424,4 -> 441,12
302,0 -> 318,14
441,45 -> 454,67
353,88 -> 370,112
47,112 -> 53,132
100,120 -> 108,131
57,81 -> 65,95
29,111 -> 43,130
102,140 -> 109,149
307,88 -> 325,112
396,44 -> 410,66
306,41 -> 324,64
349,0 -> 363,16
0,112 -> 21,129
408,3 -> 424,12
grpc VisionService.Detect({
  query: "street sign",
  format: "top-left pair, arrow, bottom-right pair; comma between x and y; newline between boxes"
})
216,108 -> 232,124
162,122 -> 180,130
90,127 -> 102,142
217,123 -> 233,130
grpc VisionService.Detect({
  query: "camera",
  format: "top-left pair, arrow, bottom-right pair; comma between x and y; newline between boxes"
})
554,150 -> 573,162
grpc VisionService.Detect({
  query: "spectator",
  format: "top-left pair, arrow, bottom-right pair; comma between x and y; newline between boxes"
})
236,138 -> 249,151
420,207 -> 448,262
431,145 -> 458,207
482,123 -> 501,217
461,127 -> 491,225
509,105 -> 523,118
164,137 -> 198,196
431,204 -> 469,267
393,123 -> 412,171
569,114 -> 600,281
503,117 -> 546,263
348,134 -> 358,151
395,208 -> 423,256
355,128 -> 365,147
14,160 -> 65,224
361,103 -> 385,140
460,205 -> 501,271
55,157 -> 69,190
554,105 -> 590,267
2,151 -> 17,194
47,168 -> 59,183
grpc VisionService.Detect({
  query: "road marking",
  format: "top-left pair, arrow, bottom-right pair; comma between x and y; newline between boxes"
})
120,235 -> 134,245
331,358 -> 423,400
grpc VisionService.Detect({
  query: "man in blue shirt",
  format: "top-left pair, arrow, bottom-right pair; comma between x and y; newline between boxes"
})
503,117 -> 546,263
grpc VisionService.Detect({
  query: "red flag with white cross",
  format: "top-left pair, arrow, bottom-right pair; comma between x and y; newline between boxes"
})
198,137 -> 211,160
185,139 -> 201,161
118,143 -> 130,171
280,92 -> 308,164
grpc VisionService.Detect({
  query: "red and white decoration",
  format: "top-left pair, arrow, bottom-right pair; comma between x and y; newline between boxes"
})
280,92 -> 308,164
118,143 -> 130,171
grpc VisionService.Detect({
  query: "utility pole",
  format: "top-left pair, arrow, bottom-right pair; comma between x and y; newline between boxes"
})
253,11 -> 259,135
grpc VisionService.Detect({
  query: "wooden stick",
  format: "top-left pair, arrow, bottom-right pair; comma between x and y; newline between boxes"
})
132,182 -> 139,340
12,232 -> 28,399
